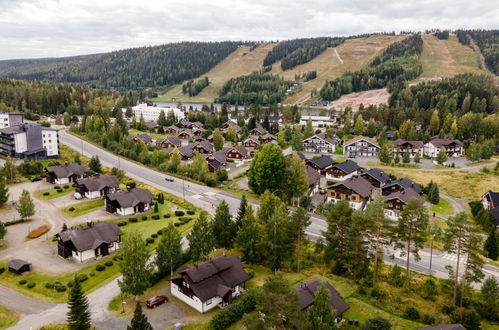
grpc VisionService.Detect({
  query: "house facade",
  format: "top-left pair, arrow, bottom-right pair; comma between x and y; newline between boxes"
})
125,103 -> 185,122
384,188 -> 421,220
156,137 -> 181,149
45,163 -> 87,184
327,176 -> 374,210
325,160 -> 360,180
74,175 -> 119,199
343,136 -> 380,157
307,155 -> 334,175
170,256 -> 250,313
423,138 -> 464,158
392,139 -> 424,158
105,188 -> 153,216
224,146 -> 248,160
56,222 -> 122,262
482,191 -> 499,210
0,112 -> 23,129
243,137 -> 260,149
302,133 -> 336,154
299,115 -> 336,127
0,123 -> 59,160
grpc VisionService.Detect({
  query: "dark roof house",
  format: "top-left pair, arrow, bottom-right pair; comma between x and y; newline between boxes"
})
295,281 -> 349,317
74,175 -> 119,198
45,163 -> 87,184
382,177 -> 422,195
7,259 -> 31,275
105,188 -> 153,215
331,160 -> 360,174
360,168 -> 390,187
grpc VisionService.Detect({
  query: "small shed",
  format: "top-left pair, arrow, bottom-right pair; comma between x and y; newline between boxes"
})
8,259 -> 31,275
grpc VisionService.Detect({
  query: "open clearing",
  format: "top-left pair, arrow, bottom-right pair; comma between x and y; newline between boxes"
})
278,34 -> 405,104
416,34 -> 488,82
327,88 -> 391,111
154,43 -> 276,102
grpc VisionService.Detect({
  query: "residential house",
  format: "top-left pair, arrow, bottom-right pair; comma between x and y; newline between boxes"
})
224,146 -> 248,160
208,159 -> 223,173
144,121 -> 158,131
360,168 -> 391,188
223,123 -> 241,135
178,146 -> 195,161
327,176 -> 374,210
156,136 -> 182,149
178,130 -> 194,140
392,139 -> 424,158
243,137 -> 261,149
384,187 -> 422,220
302,133 -> 337,154
343,136 -> 380,157
129,134 -> 152,145
482,191 -> 499,210
56,222 -> 122,262
295,281 -> 349,321
74,174 -> 119,199
262,134 -> 277,144
105,188 -> 153,216
306,155 -> 334,176
192,128 -> 204,137
0,122 -> 59,159
170,256 -> 250,313
382,177 -> 422,196
250,125 -> 265,136
423,138 -> 464,158
326,160 -> 360,180
306,166 -> 321,196
164,125 -> 181,135
205,151 -> 227,166
190,121 -> 204,130
179,118 -> 191,128
45,163 -> 87,184
7,259 -> 31,275
192,141 -> 213,154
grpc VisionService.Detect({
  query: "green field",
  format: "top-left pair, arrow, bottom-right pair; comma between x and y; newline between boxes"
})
62,199 -> 104,217
429,197 -> 454,215
0,305 -> 19,330
35,186 -> 75,200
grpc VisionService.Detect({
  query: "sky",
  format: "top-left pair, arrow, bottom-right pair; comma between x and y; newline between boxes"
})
0,0 -> 498,60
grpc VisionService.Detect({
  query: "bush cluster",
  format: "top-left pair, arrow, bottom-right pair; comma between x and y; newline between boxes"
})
105,261 -> 113,267
210,293 -> 256,330
18,279 -> 27,285
129,218 -> 138,223
68,207 -> 75,212
96,264 -> 106,271
151,214 -> 160,220
174,210 -> 185,216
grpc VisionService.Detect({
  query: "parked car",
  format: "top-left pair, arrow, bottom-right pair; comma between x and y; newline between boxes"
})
165,177 -> 174,182
30,177 -> 42,182
146,295 -> 168,308
319,189 -> 327,195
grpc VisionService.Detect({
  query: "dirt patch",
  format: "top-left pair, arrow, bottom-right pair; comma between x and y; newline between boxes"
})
328,88 -> 390,111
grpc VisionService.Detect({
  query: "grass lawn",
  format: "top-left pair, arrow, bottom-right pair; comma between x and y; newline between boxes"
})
384,170 -> 499,200
429,197 -> 454,215
0,240 -> 7,251
128,129 -> 171,140
62,199 -> 104,217
0,259 -> 120,303
35,186 -> 75,200
0,304 -> 19,330
365,161 -> 421,169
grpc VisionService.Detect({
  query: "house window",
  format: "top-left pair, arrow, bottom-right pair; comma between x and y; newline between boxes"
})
206,299 -> 212,306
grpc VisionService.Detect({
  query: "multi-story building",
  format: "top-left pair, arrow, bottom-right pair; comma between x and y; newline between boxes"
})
423,138 -> 464,158
392,139 -> 424,158
299,115 -> 336,127
0,123 -> 59,159
302,133 -> 337,154
327,176 -> 374,210
0,112 -> 23,129
343,136 -> 380,157
124,103 -> 185,122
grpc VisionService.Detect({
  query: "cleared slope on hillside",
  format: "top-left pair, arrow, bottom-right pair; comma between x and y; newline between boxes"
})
273,35 -> 406,104
154,43 -> 276,103
416,34 -> 487,81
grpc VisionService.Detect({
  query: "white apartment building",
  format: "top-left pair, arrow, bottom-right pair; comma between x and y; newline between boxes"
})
0,112 -> 23,129
124,103 -> 185,122
0,123 -> 59,159
300,115 -> 336,127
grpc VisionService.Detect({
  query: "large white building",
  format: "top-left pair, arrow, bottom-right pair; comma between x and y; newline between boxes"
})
0,123 -> 59,159
300,115 -> 336,127
0,112 -> 23,129
124,103 -> 185,122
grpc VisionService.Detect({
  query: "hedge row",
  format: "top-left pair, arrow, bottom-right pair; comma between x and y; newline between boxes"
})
210,293 -> 256,330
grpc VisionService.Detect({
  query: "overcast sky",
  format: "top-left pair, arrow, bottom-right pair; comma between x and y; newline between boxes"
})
0,0 -> 497,60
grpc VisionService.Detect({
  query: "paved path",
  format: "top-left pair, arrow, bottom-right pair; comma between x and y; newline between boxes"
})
0,285 -> 54,316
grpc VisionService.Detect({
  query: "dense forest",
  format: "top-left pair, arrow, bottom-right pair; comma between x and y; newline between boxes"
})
320,34 -> 423,101
262,37 -> 345,70
218,71 -> 292,105
0,42 -> 242,91
182,77 -> 209,96
0,78 -> 124,116
457,30 -> 499,75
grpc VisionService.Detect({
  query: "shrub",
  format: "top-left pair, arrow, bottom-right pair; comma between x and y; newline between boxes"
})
174,222 -> 181,227
67,280 -> 74,287
175,210 -> 185,216
68,207 -> 75,212
27,282 -> 36,288
63,185 -> 69,189
244,268 -> 255,279
27,225 -> 50,239
129,217 -> 138,223
151,234 -> 158,238
18,279 -> 27,285
157,229 -> 163,235
45,282 -> 54,289
141,215 -> 148,221
450,309 -> 481,330
370,287 -> 388,300
77,274 -> 88,282
389,265 -> 404,287
152,214 -> 160,220
442,305 -> 456,315
0,267 -> 5,274
56,189 -> 63,193
163,214 -> 171,218
146,238 -> 155,243
89,272 -> 95,277
55,285 -> 67,292
187,210 -> 195,215
43,192 -> 50,196
210,293 -> 256,330
421,313 -> 436,325
361,317 -> 391,330
404,306 -> 420,320
117,221 -> 127,227
422,278 -> 438,300
54,186 -> 60,190
105,261 -> 113,267
96,264 -> 106,271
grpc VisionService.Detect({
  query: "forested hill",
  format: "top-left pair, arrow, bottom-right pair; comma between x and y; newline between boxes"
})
0,41 -> 243,91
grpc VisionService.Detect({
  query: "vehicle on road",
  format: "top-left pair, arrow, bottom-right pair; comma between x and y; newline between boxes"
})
30,177 -> 42,182
146,295 -> 168,308
319,189 -> 327,195
165,177 -> 174,182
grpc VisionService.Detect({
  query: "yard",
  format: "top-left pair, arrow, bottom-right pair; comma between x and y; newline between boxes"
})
35,185 -> 75,200
0,304 -> 19,330
61,199 -> 104,217
429,197 -> 454,215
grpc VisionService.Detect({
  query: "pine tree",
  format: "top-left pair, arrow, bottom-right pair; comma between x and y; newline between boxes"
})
236,205 -> 261,264
414,152 -> 421,163
0,177 -> 9,206
187,211 -> 214,262
157,110 -> 167,126
67,275 -> 91,330
436,148 -> 448,165
285,152 -> 309,205
428,182 -> 440,204
89,156 -> 102,173
118,231 -> 151,297
303,120 -> 314,139
379,143 -> 393,164
304,283 -> 336,330
289,207 -> 311,272
402,149 -> 410,164
16,190 -> 35,220
127,302 -> 153,330
484,231 -> 498,260
393,152 -> 400,164
354,114 -> 364,136
155,223 -> 183,277
153,202 -> 158,213
235,194 -> 248,229
211,200 -> 236,249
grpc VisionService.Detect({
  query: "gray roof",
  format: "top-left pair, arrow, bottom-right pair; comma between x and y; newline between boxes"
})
196,141 -> 214,152
165,125 -> 180,132
308,155 -> 334,169
144,121 -> 158,129
251,125 -> 265,134
383,177 -> 422,195
385,187 -> 421,204
57,222 -> 122,252
106,188 -> 153,208
178,146 -> 194,158
156,136 -> 181,147
304,133 -> 337,145
204,151 -> 227,164
244,137 -> 260,145
307,166 -> 321,186
75,175 -> 119,192
343,135 -> 380,148
295,281 -> 349,315
392,139 -> 423,149
331,176 -> 374,198
45,163 -> 87,179
7,259 -> 31,271
332,160 -> 360,174
137,134 -> 152,144
429,138 -> 464,148
360,168 -> 390,184
417,325 -> 466,330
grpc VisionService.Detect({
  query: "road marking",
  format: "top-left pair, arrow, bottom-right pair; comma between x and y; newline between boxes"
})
191,194 -> 203,199
204,192 -> 217,196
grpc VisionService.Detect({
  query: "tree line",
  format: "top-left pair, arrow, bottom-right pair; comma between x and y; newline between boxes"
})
181,77 -> 209,96
320,34 -> 423,101
457,29 -> 499,74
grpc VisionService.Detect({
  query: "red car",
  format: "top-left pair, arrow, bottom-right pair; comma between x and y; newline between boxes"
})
146,295 -> 168,308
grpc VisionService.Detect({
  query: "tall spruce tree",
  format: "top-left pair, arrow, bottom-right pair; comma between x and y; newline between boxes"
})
304,283 -> 336,330
67,275 -> 91,330
187,211 -> 214,262
236,205 -> 262,264
379,143 -> 393,164
235,194 -> 248,229
127,302 -> 153,330
88,155 -> 102,173
289,207 -> 311,272
428,182 -> 440,204
484,230 -> 499,260
155,223 -> 183,277
211,200 -> 236,249
265,205 -> 293,271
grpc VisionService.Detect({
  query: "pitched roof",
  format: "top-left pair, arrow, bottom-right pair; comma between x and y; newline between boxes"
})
178,146 -> 194,158
332,160 -> 360,174
57,222 -> 123,252
295,281 -> 349,315
7,259 -> 31,271
45,163 -> 87,179
304,133 -> 337,145
208,159 -> 222,170
343,135 -> 380,148
173,256 -> 250,302
250,125 -> 265,134
307,166 -> 321,186
165,125 -> 180,132
308,155 -> 334,169
385,187 -> 421,204
106,188 -> 153,208
144,121 -> 158,129
136,134 -> 152,144
383,177 -> 422,195
244,137 -> 261,145
224,146 -> 248,156
75,175 -> 119,192
204,151 -> 227,164
360,168 -> 390,184
331,176 -> 374,198
178,130 -> 194,137
156,136 -> 181,147
417,325 -> 466,330
262,133 -> 276,141
429,138 -> 464,148
484,191 -> 499,209
392,139 -> 424,149
196,141 -> 214,152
